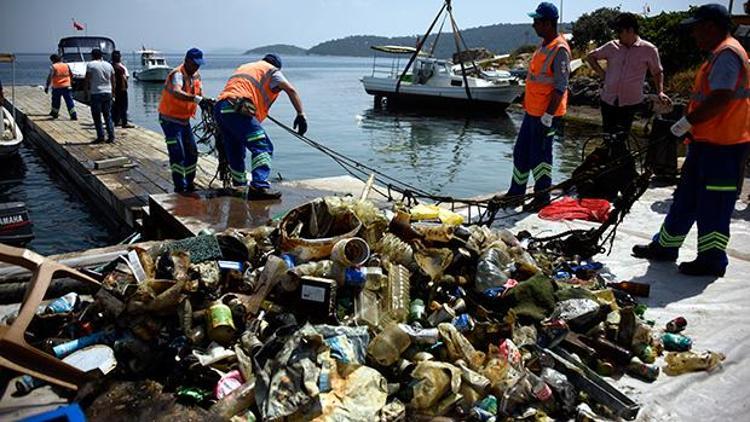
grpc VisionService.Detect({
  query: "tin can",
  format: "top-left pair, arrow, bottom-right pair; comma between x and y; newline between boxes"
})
665,316 -> 687,333
626,357 -> 660,382
661,333 -> 692,352
207,302 -> 236,344
15,375 -> 45,395
451,313 -> 475,333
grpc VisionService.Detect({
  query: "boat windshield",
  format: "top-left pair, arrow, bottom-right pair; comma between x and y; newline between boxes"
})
58,37 -> 115,62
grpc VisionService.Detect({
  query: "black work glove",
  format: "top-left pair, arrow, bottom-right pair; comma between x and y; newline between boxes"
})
293,114 -> 308,136
199,97 -> 215,110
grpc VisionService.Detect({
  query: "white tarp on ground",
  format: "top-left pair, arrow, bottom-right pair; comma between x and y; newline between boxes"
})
492,186 -> 750,421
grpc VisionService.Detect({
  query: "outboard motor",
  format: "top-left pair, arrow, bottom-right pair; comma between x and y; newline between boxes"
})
0,202 -> 34,246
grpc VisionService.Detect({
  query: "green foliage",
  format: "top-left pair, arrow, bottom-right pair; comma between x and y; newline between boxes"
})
243,44 -> 308,56
638,10 -> 702,76
571,7 -> 621,49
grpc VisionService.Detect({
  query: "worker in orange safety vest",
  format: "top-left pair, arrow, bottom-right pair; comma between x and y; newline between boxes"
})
214,53 -> 307,199
44,54 -> 77,120
501,2 -> 571,212
633,4 -> 750,277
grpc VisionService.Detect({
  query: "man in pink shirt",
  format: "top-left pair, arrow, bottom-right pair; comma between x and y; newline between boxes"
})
585,13 -> 671,138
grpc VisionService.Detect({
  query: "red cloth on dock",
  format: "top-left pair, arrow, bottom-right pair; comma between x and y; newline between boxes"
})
538,197 -> 611,223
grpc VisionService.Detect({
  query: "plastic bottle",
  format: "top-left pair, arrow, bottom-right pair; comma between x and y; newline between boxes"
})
664,351 -> 725,375
526,371 -> 553,403
377,233 -> 415,267
540,367 -> 577,413
210,378 -> 256,419
475,248 -> 511,292
52,330 -> 115,358
409,298 -> 426,322
367,323 -> 412,366
379,264 -> 411,326
42,292 -> 79,314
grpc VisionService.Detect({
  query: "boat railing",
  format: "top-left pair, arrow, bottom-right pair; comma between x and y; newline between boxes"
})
370,54 -> 409,80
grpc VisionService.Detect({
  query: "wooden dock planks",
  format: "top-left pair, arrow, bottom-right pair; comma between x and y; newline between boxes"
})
4,86 -> 220,228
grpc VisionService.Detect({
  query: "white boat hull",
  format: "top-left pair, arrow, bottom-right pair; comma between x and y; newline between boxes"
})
362,76 -> 524,109
0,106 -> 23,157
134,67 -> 171,82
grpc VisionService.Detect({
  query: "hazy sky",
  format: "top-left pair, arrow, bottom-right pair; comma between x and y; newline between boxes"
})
0,0 -> 739,53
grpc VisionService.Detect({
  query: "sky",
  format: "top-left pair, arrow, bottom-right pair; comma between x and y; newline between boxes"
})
0,0 -> 742,53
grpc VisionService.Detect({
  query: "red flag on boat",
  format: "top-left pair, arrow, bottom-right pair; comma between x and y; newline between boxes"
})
72,19 -> 85,31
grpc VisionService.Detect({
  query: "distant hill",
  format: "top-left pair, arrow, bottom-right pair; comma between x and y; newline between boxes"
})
308,23 -> 571,58
244,44 -> 308,56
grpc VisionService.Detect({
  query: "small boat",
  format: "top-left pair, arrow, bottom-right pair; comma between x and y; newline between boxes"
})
362,46 -> 525,111
0,106 -> 22,158
0,53 -> 22,158
0,202 -> 34,246
133,49 -> 172,82
57,36 -> 117,93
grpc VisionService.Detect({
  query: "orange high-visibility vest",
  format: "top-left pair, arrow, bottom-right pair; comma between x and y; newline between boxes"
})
217,61 -> 281,122
51,63 -> 72,88
687,36 -> 750,145
158,64 -> 202,123
524,34 -> 571,117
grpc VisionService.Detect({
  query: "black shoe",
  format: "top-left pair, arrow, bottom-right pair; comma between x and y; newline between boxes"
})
91,138 -> 105,144
632,243 -> 678,262
247,186 -> 282,200
106,138 -> 115,144
122,123 -> 135,128
678,260 -> 726,277
49,113 -> 58,119
70,115 -> 78,121
522,196 -> 551,213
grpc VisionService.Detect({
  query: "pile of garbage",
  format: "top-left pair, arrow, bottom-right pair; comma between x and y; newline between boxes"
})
7,196 -> 726,421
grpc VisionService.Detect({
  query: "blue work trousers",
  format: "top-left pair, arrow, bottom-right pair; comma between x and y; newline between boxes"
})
507,113 -> 561,200
50,87 -> 76,118
160,119 -> 198,192
90,93 -> 114,141
654,142 -> 750,268
214,99 -> 273,189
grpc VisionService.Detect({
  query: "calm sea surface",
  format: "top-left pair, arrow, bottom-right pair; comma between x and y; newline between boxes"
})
0,53 -> 594,254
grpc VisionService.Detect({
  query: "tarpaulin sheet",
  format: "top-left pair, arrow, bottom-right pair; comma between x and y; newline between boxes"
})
492,186 -> 750,421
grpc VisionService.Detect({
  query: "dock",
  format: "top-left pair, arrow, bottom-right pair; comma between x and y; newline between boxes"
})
3,86 -> 383,238
4,86 -> 222,229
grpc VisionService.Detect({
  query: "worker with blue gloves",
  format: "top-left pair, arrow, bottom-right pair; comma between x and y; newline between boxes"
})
632,4 -> 750,277
214,54 -> 307,199
157,48 -> 208,193
502,2 -> 571,212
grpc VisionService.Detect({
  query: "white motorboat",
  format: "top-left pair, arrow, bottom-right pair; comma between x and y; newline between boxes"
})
57,36 -> 117,93
1,106 -> 22,158
362,46 -> 524,111
133,49 -> 172,82
0,53 -> 22,158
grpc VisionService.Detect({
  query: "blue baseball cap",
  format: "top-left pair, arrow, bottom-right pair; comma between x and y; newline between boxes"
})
185,48 -> 204,66
529,2 -> 559,21
263,53 -> 282,69
680,4 -> 731,28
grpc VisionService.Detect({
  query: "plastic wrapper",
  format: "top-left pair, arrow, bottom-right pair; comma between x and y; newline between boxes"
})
551,298 -> 601,322
414,247 -> 453,281
437,323 -> 486,370
475,247 -> 512,292
664,351 -> 725,375
409,361 -> 462,410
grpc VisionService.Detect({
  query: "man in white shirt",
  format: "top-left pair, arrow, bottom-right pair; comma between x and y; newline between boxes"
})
85,48 -> 116,143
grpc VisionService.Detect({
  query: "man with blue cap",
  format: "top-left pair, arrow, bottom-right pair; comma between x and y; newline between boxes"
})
157,48 -> 208,193
214,53 -> 307,199
501,2 -> 571,212
632,4 -> 750,277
